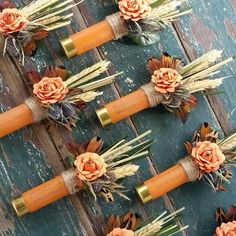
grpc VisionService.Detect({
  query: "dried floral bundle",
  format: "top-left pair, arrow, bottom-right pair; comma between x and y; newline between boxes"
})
116,0 -> 192,45
29,61 -> 121,129
215,206 -> 236,236
67,130 -> 153,201
106,207 -> 188,236
0,0 -> 77,64
147,50 -> 233,120
185,122 -> 236,191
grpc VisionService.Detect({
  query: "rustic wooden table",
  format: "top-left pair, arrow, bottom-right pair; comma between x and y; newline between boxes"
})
1,0 -> 236,235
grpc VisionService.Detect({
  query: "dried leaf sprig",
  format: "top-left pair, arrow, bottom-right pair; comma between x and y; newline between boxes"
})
147,50 -> 233,120
117,0 -> 192,45
185,122 -> 236,191
0,0 -> 79,64
107,207 -> 188,236
67,130 -> 153,201
29,61 -> 121,129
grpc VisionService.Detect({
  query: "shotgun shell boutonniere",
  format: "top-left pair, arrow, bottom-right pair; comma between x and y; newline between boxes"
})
60,0 -> 192,58
0,61 -> 121,138
106,207 -> 188,236
11,131 -> 153,216
136,122 -> 236,203
216,206 -> 236,236
96,50 -> 233,127
0,0 -> 78,64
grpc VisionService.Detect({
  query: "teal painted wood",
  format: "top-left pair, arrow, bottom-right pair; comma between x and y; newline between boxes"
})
0,0 -> 236,236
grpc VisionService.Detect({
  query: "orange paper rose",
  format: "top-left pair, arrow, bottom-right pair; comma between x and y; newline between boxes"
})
216,221 -> 236,236
151,68 -> 182,94
74,152 -> 107,181
191,141 -> 225,174
118,0 -> 151,21
107,228 -> 134,236
0,8 -> 27,34
33,77 -> 69,105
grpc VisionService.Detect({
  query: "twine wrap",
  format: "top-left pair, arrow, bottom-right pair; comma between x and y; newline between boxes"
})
178,156 -> 200,182
61,169 -> 79,195
140,83 -> 164,107
105,13 -> 128,39
24,97 -> 46,123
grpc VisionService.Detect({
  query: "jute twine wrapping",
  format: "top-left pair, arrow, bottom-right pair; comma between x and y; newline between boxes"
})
178,156 -> 200,182
24,97 -> 46,123
105,13 -> 128,39
61,169 -> 79,195
140,83 -> 164,107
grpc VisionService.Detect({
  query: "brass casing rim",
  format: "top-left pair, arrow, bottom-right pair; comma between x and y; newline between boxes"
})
11,197 -> 29,217
59,37 -> 77,59
135,184 -> 152,204
95,107 -> 112,127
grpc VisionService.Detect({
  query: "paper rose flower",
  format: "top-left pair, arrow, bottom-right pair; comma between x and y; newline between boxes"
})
0,8 -> 27,34
33,77 -> 69,105
151,68 -> 182,94
107,228 -> 134,236
118,0 -> 151,22
191,141 -> 225,174
216,221 -> 236,236
74,152 -> 107,181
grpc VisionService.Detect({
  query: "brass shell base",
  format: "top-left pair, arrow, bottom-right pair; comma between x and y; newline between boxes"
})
95,107 -> 112,127
11,197 -> 29,217
59,37 -> 77,59
135,184 -> 152,204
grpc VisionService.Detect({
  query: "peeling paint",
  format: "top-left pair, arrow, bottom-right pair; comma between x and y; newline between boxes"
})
230,0 -> 236,14
0,201 -> 15,236
224,18 -> 236,43
191,15 -> 216,51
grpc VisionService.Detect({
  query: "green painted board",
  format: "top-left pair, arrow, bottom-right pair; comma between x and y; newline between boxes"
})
1,0 -> 236,235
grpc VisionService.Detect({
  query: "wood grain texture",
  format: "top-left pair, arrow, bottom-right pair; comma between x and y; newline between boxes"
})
0,0 -> 236,236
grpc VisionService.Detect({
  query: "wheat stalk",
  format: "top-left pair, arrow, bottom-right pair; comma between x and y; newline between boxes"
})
219,133 -> 236,151
68,91 -> 103,103
80,72 -> 123,92
135,220 -> 163,236
183,77 -> 226,93
180,50 -> 223,77
101,130 -> 151,161
113,164 -> 139,179
66,61 -> 110,88
182,57 -> 233,83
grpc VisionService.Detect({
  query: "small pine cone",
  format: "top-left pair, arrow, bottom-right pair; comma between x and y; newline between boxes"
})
92,183 -> 103,193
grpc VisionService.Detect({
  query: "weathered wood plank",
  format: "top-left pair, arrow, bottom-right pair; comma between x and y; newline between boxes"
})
1,0 -> 236,236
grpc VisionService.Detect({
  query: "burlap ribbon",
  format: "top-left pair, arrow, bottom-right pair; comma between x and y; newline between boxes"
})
140,83 -> 164,107
24,97 -> 46,123
105,13 -> 128,39
178,156 -> 200,182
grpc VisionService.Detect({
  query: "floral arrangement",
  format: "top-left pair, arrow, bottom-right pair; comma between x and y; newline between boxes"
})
66,130 -> 153,201
106,207 -> 187,235
0,0 -> 77,64
28,61 -> 121,129
215,206 -> 236,236
116,0 -> 192,45
185,122 -> 236,191
147,50 -> 233,120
